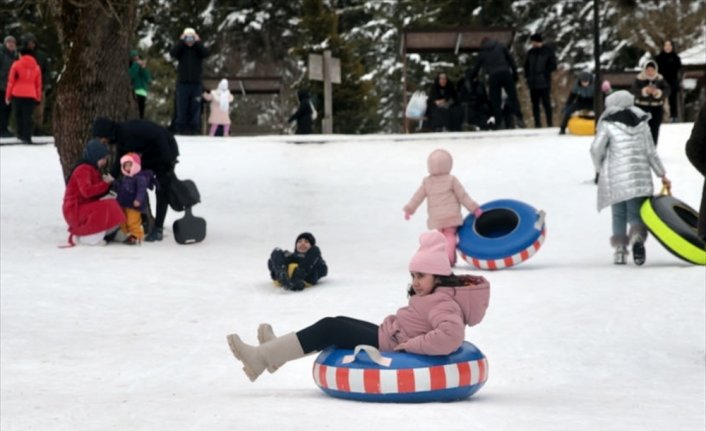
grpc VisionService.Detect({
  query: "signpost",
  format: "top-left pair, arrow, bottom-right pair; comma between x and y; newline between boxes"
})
308,50 -> 340,134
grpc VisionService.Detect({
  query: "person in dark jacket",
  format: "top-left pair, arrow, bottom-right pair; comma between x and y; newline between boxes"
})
655,40 -> 682,123
559,71 -> 594,135
0,35 -> 18,137
288,89 -> 313,135
169,27 -> 209,135
92,117 -> 179,242
631,60 -> 670,146
426,72 -> 458,132
268,232 -> 328,291
524,33 -> 557,128
456,75 -> 492,130
20,33 -> 49,135
685,101 -> 706,241
466,37 -> 525,129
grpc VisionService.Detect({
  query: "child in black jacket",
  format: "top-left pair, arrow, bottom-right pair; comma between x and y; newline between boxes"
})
268,232 -> 328,291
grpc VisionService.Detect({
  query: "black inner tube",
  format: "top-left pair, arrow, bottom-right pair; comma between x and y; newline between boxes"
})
674,205 -> 698,229
475,209 -> 519,238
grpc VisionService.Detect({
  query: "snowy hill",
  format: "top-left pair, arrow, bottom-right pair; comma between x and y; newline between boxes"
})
1,125 -> 704,430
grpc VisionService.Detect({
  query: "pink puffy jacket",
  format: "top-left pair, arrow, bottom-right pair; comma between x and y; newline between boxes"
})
404,149 -> 479,230
378,274 -> 490,355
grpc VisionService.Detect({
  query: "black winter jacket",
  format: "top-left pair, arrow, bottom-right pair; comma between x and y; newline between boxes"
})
466,38 -> 517,81
288,90 -> 313,134
524,45 -> 557,90
654,51 -> 682,85
0,46 -> 17,90
169,41 -> 209,83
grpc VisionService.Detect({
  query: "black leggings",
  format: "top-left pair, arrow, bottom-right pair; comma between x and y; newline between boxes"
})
296,316 -> 379,354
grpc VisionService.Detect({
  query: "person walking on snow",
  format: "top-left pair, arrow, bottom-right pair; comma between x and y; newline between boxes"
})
404,149 -> 482,266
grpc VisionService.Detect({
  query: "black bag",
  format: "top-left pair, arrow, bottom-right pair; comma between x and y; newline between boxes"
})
168,174 -> 201,212
173,207 -> 207,244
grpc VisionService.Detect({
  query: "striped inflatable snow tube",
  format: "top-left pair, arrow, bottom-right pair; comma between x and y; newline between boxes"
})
312,342 -> 488,403
640,194 -> 706,265
457,199 -> 546,270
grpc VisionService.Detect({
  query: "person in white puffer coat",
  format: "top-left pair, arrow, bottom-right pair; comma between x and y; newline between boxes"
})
590,90 -> 671,265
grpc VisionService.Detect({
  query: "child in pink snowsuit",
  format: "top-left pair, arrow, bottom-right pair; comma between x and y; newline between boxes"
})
404,149 -> 482,265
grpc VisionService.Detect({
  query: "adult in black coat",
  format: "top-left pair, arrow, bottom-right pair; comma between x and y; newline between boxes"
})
466,37 -> 525,129
685,101 -> 706,241
288,89 -> 313,135
456,76 -> 492,130
426,72 -> 458,132
169,27 -> 209,135
559,71 -> 594,134
92,117 -> 180,241
631,60 -> 670,146
524,33 -> 557,128
654,40 -> 682,122
0,35 -> 18,137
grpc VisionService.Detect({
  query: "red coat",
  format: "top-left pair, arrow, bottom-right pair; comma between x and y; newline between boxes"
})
5,55 -> 42,102
63,164 -> 124,236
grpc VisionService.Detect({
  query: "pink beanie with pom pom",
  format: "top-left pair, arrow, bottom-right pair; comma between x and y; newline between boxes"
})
409,231 -> 452,276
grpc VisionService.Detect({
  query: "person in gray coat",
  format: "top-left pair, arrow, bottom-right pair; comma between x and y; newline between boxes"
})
590,90 -> 671,265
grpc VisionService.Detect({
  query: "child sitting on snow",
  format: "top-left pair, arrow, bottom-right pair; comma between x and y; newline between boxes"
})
202,78 -> 234,136
113,152 -> 157,244
267,232 -> 328,291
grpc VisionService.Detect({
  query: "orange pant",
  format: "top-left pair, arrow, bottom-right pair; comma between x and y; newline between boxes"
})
120,208 -> 144,240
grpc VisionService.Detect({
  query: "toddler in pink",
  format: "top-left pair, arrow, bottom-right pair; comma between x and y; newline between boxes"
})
202,79 -> 234,136
404,149 -> 481,265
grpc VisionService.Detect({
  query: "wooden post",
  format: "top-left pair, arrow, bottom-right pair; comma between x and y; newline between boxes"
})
322,50 -> 334,134
402,36 -> 408,133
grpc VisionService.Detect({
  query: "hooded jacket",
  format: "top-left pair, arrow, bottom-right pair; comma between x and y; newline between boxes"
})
5,54 -> 41,101
404,149 -> 480,230
378,274 -> 490,355
202,80 -> 234,125
590,91 -> 666,211
632,61 -> 670,108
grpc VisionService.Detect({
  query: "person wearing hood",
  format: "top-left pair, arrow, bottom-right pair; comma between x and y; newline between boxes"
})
559,71 -> 594,135
169,27 -> 209,135
226,231 -> 491,382
128,49 -> 152,119
91,116 -> 179,242
20,32 -> 49,134
524,33 -> 557,128
62,139 -> 125,246
267,232 -> 328,291
631,60 -> 670,146
465,37 -> 525,129
202,78 -> 234,136
654,40 -> 682,123
403,149 -> 482,266
4,42 -> 41,145
590,90 -> 671,266
288,89 -> 313,134
0,35 -> 18,137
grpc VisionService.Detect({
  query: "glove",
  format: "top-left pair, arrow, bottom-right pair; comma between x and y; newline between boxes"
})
473,207 -> 483,218
404,212 -> 411,220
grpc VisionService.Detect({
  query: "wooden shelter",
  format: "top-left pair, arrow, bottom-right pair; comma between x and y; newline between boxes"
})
401,28 -> 515,132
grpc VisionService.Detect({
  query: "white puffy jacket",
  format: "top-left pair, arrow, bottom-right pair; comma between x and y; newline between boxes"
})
590,107 -> 666,211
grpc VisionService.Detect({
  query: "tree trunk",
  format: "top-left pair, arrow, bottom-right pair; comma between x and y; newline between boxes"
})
47,1 -> 137,179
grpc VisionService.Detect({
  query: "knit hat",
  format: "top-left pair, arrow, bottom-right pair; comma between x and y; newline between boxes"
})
605,90 -> 635,109
120,152 -> 142,176
83,139 -> 109,165
91,117 -> 117,140
295,232 -> 316,247
183,27 -> 196,36
530,33 -> 543,42
409,231 -> 452,276
129,49 -> 139,58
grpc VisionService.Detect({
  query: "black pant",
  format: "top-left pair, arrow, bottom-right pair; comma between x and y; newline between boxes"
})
175,82 -> 202,134
488,71 -> 522,128
0,92 -> 11,134
667,82 -> 679,119
12,98 -> 36,143
135,94 -> 146,119
154,173 -> 171,228
639,105 -> 663,146
560,100 -> 594,129
296,316 -> 379,354
529,88 -> 552,127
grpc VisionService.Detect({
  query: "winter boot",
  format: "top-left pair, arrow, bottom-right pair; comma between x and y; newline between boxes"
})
629,225 -> 648,266
257,323 -> 279,373
144,227 -> 163,242
611,235 -> 629,265
226,332 -> 305,382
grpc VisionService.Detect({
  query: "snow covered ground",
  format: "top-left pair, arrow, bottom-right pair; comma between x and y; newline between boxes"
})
1,125 -> 704,431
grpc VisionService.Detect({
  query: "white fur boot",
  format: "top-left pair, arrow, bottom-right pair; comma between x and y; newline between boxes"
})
227,332 -> 305,382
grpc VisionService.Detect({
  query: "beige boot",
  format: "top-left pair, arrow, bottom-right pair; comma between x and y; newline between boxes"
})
257,323 -> 279,373
226,332 -> 305,382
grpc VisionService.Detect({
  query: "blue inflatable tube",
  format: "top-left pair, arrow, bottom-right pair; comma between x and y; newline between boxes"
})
312,342 -> 488,403
458,199 -> 546,270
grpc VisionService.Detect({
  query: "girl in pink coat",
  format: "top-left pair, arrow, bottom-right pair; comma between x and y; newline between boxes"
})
202,78 -> 234,136
226,231 -> 491,382
404,149 -> 482,266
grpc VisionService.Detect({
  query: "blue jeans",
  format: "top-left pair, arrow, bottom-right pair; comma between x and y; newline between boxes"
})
175,82 -> 202,134
611,197 -> 646,237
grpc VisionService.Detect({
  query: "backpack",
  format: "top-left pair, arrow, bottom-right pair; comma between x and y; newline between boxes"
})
167,173 -> 201,212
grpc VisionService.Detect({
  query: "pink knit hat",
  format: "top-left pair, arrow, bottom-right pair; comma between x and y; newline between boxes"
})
120,152 -> 142,176
409,231 -> 452,276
